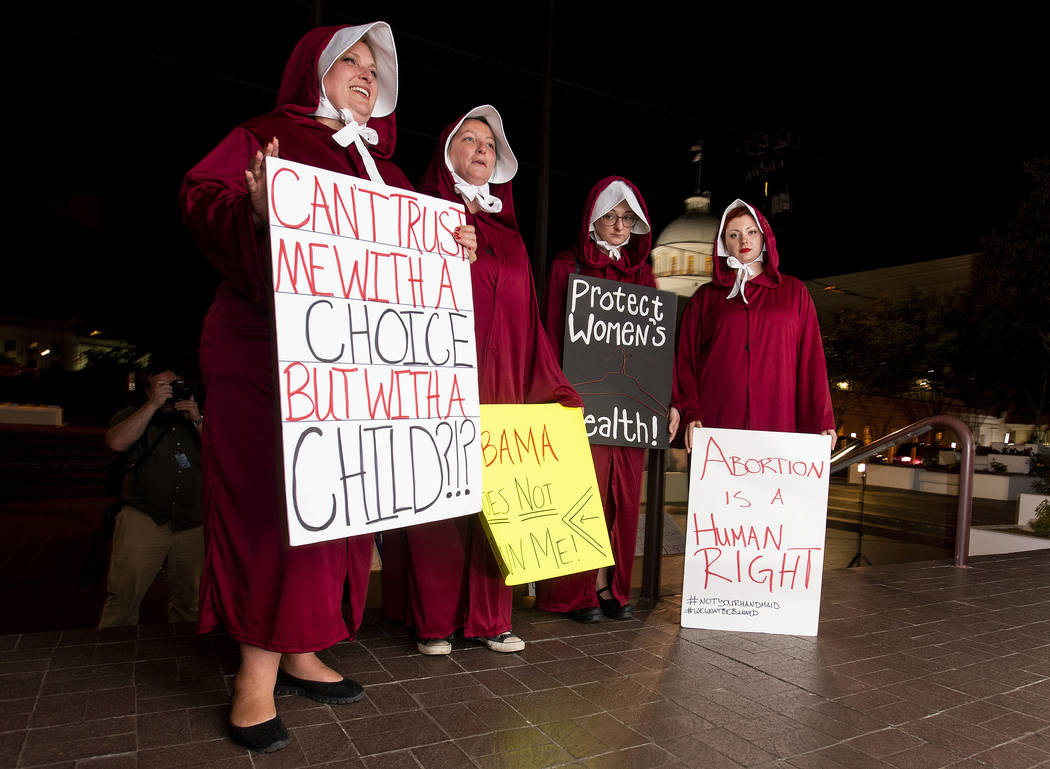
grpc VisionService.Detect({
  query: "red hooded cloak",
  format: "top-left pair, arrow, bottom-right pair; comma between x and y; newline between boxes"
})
179,25 -> 412,652
671,200 -> 834,435
381,108 -> 580,640
535,176 -> 657,612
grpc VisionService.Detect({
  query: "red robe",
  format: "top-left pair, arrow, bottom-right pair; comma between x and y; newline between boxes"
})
671,201 -> 834,435
179,26 -> 413,653
535,176 -> 656,612
381,111 -> 580,639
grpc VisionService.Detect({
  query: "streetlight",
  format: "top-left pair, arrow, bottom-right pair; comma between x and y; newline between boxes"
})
848,463 -> 872,568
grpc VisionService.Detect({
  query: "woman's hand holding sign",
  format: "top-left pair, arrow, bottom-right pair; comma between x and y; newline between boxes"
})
453,225 -> 477,263
668,406 -> 702,453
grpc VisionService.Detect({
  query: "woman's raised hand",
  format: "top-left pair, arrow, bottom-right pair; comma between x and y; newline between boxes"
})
246,137 -> 280,228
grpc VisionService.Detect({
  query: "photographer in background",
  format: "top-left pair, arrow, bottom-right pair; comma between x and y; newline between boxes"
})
99,364 -> 204,627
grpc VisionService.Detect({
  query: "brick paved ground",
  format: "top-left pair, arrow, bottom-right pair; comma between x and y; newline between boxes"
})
2,550 -> 1047,769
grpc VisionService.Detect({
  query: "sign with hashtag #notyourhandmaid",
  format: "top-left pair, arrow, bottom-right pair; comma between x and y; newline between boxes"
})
681,427 -> 830,635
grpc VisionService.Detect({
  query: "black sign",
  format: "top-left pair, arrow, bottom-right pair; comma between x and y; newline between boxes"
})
561,275 -> 676,449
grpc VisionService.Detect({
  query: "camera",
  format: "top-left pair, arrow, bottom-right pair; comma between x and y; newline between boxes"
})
168,379 -> 195,403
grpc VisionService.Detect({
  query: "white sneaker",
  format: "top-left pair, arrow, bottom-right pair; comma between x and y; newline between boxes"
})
478,632 -> 525,653
416,637 -> 452,655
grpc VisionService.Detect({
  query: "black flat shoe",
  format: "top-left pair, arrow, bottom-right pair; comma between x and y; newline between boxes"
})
569,606 -> 602,623
275,669 -> 365,704
597,586 -> 633,620
228,714 -> 290,753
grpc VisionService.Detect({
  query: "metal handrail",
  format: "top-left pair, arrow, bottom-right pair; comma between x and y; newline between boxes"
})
829,415 -> 975,567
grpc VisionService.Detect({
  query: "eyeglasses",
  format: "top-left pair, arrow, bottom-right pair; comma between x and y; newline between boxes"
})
598,213 -> 637,227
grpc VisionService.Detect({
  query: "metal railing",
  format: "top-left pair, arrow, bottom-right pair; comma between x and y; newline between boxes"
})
829,415 -> 975,567
638,414 -> 976,606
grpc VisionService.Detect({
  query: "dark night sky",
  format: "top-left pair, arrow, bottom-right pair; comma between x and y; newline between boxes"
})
8,3 -> 1044,362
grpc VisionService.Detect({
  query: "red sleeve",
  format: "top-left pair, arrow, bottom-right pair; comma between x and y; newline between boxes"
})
540,256 -> 573,362
179,127 -> 271,304
525,260 -> 582,408
794,286 -> 835,433
671,291 -> 704,426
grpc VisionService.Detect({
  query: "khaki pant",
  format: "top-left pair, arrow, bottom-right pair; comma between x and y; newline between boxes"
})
98,505 -> 204,627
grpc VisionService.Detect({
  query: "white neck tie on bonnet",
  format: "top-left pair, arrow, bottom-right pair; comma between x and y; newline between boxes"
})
314,99 -> 384,184
451,171 -> 503,213
590,232 -> 630,261
725,255 -> 764,304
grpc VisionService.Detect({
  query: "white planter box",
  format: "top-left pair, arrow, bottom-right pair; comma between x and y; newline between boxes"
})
847,464 -> 918,490
0,404 -> 63,426
969,526 -> 1050,556
1017,493 -> 1050,526
847,464 -> 1037,501
974,455 -> 1032,474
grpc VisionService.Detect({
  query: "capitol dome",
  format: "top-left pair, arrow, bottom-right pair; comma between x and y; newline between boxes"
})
651,192 -> 719,299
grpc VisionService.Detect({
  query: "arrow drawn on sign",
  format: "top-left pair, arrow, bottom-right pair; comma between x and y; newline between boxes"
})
562,487 -> 606,554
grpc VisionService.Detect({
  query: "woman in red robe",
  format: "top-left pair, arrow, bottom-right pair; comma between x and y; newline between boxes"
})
670,199 -> 835,447
536,177 -> 667,622
180,23 -> 472,753
382,105 -> 580,655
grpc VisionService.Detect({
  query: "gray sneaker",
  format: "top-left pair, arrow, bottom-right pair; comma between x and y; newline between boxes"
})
475,632 -> 525,653
416,637 -> 452,655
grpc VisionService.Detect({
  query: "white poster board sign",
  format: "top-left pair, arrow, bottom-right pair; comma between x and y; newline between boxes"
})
267,158 -> 481,546
681,427 -> 830,636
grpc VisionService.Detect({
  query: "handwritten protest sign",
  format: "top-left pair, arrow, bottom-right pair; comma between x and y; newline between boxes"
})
478,404 -> 613,585
681,427 -> 830,635
267,158 -> 481,546
561,275 -> 676,449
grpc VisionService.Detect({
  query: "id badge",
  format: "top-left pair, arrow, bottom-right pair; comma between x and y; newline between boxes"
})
174,452 -> 191,470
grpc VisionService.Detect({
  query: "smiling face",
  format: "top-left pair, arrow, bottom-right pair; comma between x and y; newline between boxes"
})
322,39 -> 378,124
593,200 -> 635,247
723,211 -> 764,264
447,119 -> 497,186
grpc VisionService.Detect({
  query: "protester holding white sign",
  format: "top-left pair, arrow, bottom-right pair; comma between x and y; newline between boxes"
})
668,200 -> 834,637
670,199 -> 835,446
181,23 -> 477,754
382,106 -> 581,657
537,177 -> 669,622
267,157 -> 481,545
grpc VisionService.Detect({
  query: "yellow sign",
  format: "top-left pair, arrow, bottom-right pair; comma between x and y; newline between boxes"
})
478,404 -> 614,585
